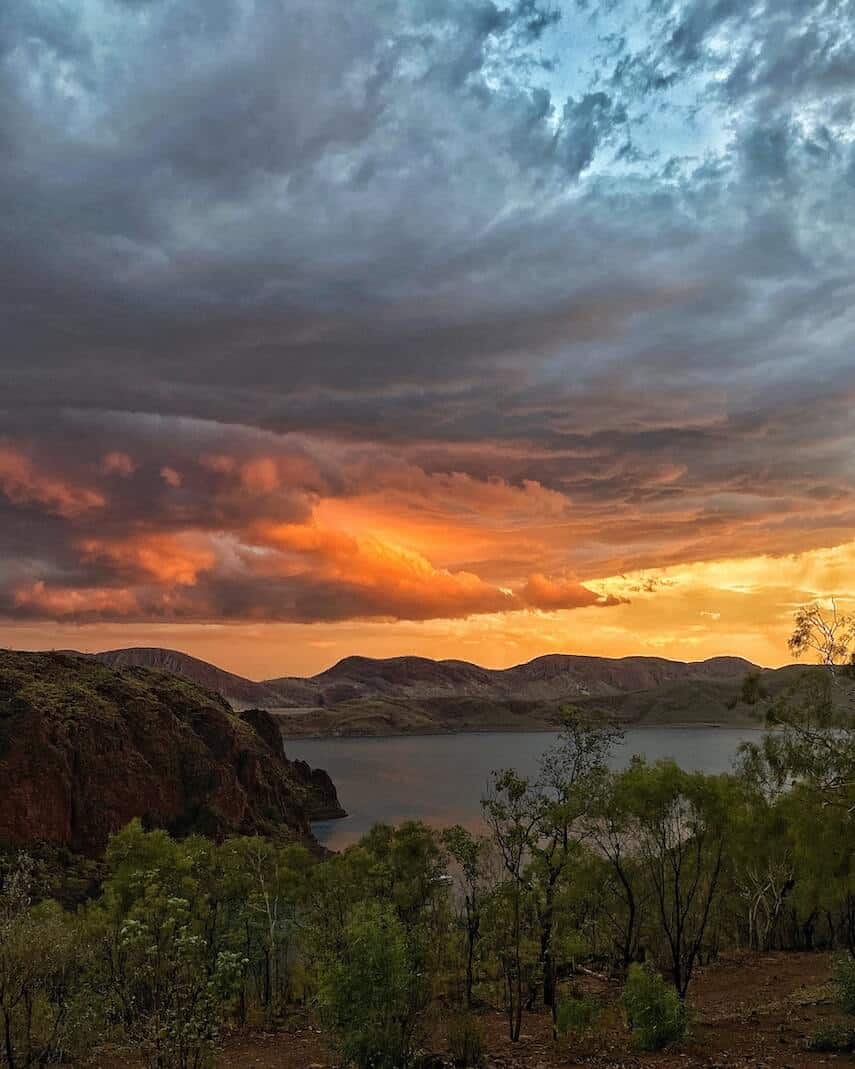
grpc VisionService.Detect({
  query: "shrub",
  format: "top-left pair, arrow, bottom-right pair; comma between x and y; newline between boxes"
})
620,963 -> 687,1051
555,993 -> 601,1039
107,886 -> 244,1069
316,901 -> 425,1069
0,856 -> 100,1067
805,1021 -> 855,1052
446,1011 -> 484,1067
834,956 -> 855,1015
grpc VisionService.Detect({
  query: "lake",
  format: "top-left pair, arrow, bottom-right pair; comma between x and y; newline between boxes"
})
288,727 -> 760,850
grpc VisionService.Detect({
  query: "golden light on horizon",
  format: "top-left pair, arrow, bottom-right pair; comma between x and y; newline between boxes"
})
3,534 -> 853,680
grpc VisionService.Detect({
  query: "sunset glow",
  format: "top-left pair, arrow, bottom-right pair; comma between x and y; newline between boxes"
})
2,1 -> 854,677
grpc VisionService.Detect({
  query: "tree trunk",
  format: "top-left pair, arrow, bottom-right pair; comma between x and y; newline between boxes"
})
4,1009 -> 16,1069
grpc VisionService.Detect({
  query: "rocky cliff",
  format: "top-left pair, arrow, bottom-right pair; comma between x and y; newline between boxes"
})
0,651 -> 344,855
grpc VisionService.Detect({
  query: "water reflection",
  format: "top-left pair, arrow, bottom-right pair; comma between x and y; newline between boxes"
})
291,727 -> 760,851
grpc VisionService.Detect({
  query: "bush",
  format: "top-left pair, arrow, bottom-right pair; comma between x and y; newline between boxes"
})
317,901 -> 425,1069
620,963 -> 687,1051
555,993 -> 600,1039
446,1011 -> 484,1067
107,884 -> 244,1069
805,1021 -> 855,1052
834,956 -> 855,1015
0,856 -> 100,1067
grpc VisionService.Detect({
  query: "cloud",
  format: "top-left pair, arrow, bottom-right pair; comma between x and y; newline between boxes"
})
519,572 -> 624,610
101,452 -> 137,478
13,581 -> 141,619
0,0 -> 852,645
0,446 -> 105,518
77,532 -> 217,587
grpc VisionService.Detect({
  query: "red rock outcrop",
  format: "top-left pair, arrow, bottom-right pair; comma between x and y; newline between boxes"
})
0,651 -> 343,855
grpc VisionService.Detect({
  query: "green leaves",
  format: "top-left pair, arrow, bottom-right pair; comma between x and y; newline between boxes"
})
620,962 -> 687,1050
316,900 -> 424,1069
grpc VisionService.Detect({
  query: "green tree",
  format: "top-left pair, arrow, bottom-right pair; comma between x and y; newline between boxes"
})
0,856 -> 95,1069
727,785 -> 795,951
105,874 -> 244,1069
742,672 -> 855,806
316,900 -> 425,1069
622,761 -> 730,997
789,600 -> 855,675
482,769 -> 538,1040
528,708 -> 622,1009
584,766 -> 650,969
220,837 -> 313,1022
441,826 -> 492,1009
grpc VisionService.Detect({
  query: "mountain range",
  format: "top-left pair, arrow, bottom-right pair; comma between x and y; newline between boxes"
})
67,646 -> 826,736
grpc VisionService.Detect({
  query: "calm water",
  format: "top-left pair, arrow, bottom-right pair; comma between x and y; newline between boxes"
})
289,727 -> 760,850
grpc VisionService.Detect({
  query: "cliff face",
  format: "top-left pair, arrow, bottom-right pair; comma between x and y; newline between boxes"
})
0,651 -> 344,856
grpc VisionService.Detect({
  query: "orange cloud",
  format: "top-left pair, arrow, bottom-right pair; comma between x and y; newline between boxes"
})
13,581 -> 139,617
520,572 -> 624,610
257,520 -> 515,620
101,451 -> 137,477
78,533 -> 217,586
0,447 -> 105,517
241,457 -> 280,493
200,453 -> 236,475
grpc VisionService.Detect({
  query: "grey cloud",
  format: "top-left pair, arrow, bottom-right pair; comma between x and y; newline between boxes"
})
0,0 -> 853,623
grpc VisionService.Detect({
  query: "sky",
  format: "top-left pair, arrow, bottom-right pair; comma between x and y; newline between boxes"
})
1,0 -> 854,678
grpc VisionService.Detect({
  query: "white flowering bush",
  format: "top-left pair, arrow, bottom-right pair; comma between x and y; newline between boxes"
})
109,880 -> 245,1069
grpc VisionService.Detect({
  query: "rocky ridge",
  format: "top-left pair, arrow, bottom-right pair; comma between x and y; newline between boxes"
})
0,650 -> 344,856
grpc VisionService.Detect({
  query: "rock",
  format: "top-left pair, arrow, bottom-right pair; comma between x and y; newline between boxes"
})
238,708 -> 347,820
290,759 -> 348,820
0,650 -> 343,855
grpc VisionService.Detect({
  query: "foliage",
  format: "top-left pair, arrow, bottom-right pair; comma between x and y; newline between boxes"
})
789,600 -> 855,673
554,992 -> 600,1039
612,759 -> 732,996
316,900 -> 425,1069
441,827 -> 492,1009
14,644 -> 855,1066
740,671 -> 767,706
620,962 -> 687,1051
742,672 -> 855,808
0,854 -> 98,1069
481,707 -> 622,1036
106,876 -> 244,1069
804,1021 -> 855,1052
834,955 -> 855,1015
445,1011 -> 484,1067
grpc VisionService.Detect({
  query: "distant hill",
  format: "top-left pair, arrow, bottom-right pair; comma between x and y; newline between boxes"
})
89,647 -> 290,708
293,652 -> 759,703
52,645 -> 812,735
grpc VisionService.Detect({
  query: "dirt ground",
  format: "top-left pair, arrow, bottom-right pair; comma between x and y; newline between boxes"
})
91,951 -> 850,1068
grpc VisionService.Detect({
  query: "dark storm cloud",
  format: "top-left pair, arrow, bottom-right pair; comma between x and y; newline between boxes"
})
0,0 -> 853,624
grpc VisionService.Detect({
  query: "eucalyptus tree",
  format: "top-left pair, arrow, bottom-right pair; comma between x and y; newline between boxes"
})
528,708 -> 622,1008
621,760 -> 732,998
585,760 -> 650,969
441,825 -> 493,1008
483,706 -> 622,1034
789,600 -> 855,675
482,768 -> 539,1040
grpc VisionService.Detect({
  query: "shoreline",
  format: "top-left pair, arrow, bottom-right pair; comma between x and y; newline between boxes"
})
281,719 -> 764,741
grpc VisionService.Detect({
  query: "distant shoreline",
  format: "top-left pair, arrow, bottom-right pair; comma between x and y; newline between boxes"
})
278,719 -> 765,741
